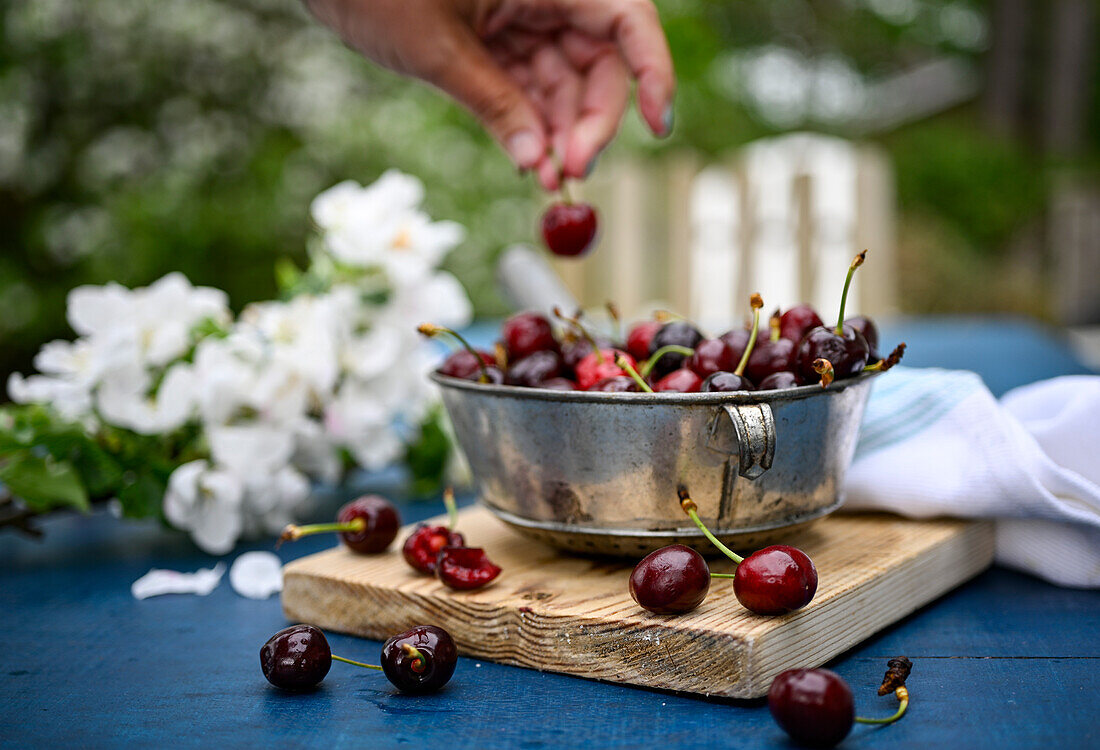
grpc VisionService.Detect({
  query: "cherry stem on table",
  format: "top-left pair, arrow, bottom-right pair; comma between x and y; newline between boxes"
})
677,486 -> 744,565
640,345 -> 695,379
443,487 -> 458,531
278,517 -> 364,546
553,307 -> 606,365
835,250 -> 867,335
417,323 -> 492,383
733,293 -> 765,377
331,654 -> 383,671
855,686 -> 910,725
616,356 -> 655,393
401,644 -> 427,673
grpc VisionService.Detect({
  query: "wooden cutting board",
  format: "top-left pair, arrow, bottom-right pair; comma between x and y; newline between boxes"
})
281,507 -> 994,699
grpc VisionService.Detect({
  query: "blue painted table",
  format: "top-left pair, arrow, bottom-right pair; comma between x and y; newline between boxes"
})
2,316 -> 1098,749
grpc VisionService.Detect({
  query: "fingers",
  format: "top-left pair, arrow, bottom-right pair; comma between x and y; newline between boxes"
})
427,24 -> 549,170
562,50 -> 629,178
531,45 -> 582,162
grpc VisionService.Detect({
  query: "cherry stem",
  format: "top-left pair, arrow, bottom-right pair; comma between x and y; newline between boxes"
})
855,686 -> 910,725
401,643 -> 427,673
418,323 -> 492,384
278,518 -> 364,546
640,345 -> 695,379
553,307 -> 606,365
677,486 -> 744,565
734,293 -> 764,377
710,573 -> 737,579
864,342 -> 907,373
654,310 -> 684,322
770,312 -> 781,343
332,654 -> 383,672
443,487 -> 458,531
835,250 -> 866,335
813,358 -> 835,388
549,150 -> 573,204
606,301 -> 622,341
616,355 -> 654,393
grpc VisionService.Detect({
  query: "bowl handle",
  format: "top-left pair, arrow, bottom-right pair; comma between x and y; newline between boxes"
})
706,403 -> 776,480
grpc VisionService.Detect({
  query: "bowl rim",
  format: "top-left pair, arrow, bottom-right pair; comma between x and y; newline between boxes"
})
430,368 -> 882,405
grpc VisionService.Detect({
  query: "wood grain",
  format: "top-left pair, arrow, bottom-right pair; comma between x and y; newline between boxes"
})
282,507 -> 994,698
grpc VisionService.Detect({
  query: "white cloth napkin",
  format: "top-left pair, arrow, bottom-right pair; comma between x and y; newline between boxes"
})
844,367 -> 1100,588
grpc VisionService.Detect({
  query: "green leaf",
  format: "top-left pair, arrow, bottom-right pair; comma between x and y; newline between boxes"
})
0,452 -> 89,512
404,409 -> 451,497
115,470 -> 167,520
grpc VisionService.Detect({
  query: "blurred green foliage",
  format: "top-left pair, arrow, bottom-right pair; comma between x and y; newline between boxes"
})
1,0 -> 1090,379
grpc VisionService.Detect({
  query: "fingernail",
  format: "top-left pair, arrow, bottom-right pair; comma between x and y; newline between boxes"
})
661,105 -> 674,137
507,131 -> 542,169
584,154 -> 599,178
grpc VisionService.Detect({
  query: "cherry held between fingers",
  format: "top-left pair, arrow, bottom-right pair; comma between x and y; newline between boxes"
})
541,201 -> 598,257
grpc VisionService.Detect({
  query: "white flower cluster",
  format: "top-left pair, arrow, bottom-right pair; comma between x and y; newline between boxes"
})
8,170 -> 471,554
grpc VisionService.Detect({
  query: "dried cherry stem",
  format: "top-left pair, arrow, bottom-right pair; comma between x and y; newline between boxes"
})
553,306 -> 605,365
606,301 -> 622,342
616,355 -> 655,393
677,486 -> 744,565
654,309 -> 684,323
733,293 -> 765,377
443,487 -> 458,530
331,655 -> 383,672
769,310 -> 782,343
813,358 -> 835,388
401,644 -> 427,673
418,323 -> 492,384
864,343 -> 907,372
835,250 -> 867,335
855,686 -> 910,725
640,345 -> 695,378
278,518 -> 364,547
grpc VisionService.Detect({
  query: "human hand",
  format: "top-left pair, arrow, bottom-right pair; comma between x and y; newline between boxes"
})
303,0 -> 675,190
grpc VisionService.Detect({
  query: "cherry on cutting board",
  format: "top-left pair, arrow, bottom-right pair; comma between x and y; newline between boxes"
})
541,201 -> 598,257
403,488 -> 466,574
679,486 -> 818,615
279,495 -> 399,554
381,625 -> 459,694
437,546 -> 503,590
629,544 -> 711,614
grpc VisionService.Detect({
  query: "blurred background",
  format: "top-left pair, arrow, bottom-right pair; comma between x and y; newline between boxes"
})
2,0 -> 1098,378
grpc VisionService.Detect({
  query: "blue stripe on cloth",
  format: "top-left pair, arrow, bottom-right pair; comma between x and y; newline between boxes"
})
854,367 -> 985,459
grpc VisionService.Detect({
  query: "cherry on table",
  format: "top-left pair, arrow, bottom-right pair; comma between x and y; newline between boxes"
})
541,201 -> 598,257
502,312 -> 557,360
626,320 -> 663,362
768,668 -> 855,747
648,322 -> 704,379
261,624 -> 332,690
279,495 -> 400,554
437,546 -> 502,590
654,368 -> 702,393
505,350 -> 563,387
757,371 -> 802,390
629,544 -> 711,614
687,338 -> 737,378
381,625 -> 458,694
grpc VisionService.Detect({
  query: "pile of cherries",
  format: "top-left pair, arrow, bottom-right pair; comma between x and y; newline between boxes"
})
425,251 -> 903,393
279,490 -> 501,591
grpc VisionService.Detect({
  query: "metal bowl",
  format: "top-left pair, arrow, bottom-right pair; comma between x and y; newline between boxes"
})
433,371 -> 879,557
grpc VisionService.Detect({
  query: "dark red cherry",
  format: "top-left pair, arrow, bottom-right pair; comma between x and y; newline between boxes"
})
757,371 -> 803,390
505,350 -> 563,387
845,315 -> 880,360
654,368 -> 702,393
745,338 -> 796,383
629,544 -> 711,614
575,349 -> 633,390
649,322 -> 704,379
779,304 -> 824,342
438,349 -> 496,380
768,668 -> 855,747
540,377 -> 577,391
626,321 -> 662,362
718,328 -> 751,365
588,375 -> 638,392
336,496 -> 401,554
794,325 -> 870,384
502,312 -> 557,360
437,546 -> 502,590
687,338 -> 737,378
541,201 -> 598,257
733,545 -> 818,615
381,625 -> 458,694
403,525 -> 466,574
260,624 -> 331,690
701,371 -> 755,392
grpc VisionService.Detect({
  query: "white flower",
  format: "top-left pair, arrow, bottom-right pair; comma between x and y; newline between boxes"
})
384,271 -> 473,331
95,362 -> 196,435
207,424 -> 296,479
291,418 -> 343,485
6,372 -> 93,419
323,380 -> 406,470
240,465 -> 312,536
163,460 -> 244,555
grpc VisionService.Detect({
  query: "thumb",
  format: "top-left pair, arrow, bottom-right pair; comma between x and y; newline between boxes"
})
426,28 -> 548,170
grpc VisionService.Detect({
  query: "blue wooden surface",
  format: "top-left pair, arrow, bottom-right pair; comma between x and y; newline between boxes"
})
2,316 -> 1098,749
